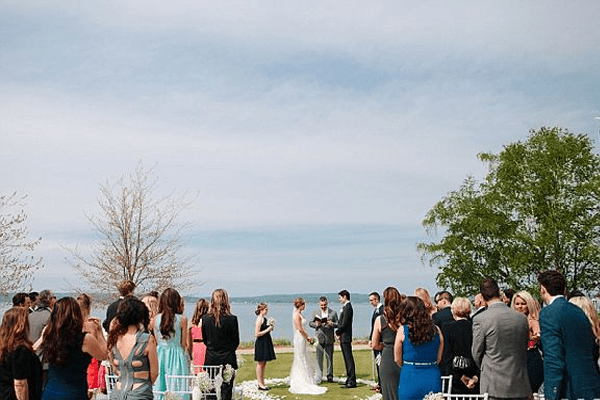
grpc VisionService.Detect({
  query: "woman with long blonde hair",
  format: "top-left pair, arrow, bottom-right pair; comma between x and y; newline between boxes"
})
511,290 -> 543,392
569,295 -> 600,374
202,289 -> 240,400
414,288 -> 436,316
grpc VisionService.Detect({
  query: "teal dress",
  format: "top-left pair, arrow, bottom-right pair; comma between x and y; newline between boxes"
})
397,325 -> 441,400
153,314 -> 190,396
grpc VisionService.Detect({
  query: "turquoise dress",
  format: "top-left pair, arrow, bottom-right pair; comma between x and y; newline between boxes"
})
397,325 -> 441,400
153,314 -> 190,396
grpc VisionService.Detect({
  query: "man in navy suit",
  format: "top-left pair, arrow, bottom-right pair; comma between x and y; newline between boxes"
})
368,291 -> 383,390
538,270 -> 600,400
336,290 -> 356,388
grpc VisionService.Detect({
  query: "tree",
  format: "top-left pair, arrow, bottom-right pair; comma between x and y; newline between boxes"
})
69,163 -> 196,295
0,192 -> 43,295
418,127 -> 600,296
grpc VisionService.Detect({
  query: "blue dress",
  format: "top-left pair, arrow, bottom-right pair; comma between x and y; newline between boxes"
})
398,325 -> 441,400
153,314 -> 190,396
42,333 -> 91,400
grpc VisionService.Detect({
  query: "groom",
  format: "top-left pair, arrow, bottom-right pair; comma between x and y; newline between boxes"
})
336,290 -> 357,388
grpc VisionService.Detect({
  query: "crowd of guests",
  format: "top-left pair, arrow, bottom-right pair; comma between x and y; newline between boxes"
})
368,270 -> 600,400
2,270 -> 600,400
0,282 -> 240,400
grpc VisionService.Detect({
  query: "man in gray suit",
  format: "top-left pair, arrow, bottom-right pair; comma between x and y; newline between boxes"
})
472,278 -> 531,400
309,296 -> 338,382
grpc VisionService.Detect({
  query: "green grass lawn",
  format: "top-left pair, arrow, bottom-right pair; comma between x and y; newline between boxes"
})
235,349 -> 380,400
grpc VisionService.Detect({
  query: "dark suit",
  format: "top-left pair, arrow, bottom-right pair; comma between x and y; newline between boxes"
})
103,298 -> 123,332
370,304 -> 383,384
540,297 -> 600,400
472,301 -> 531,398
336,302 -> 356,386
309,307 -> 338,381
433,306 -> 454,375
202,314 -> 240,400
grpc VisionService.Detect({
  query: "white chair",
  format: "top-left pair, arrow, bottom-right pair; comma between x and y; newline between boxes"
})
441,375 -> 453,394
165,375 -> 196,396
104,374 -> 119,398
167,365 -> 223,399
443,394 -> 489,400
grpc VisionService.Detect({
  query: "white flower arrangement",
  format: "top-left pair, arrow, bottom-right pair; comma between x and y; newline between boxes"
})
267,317 -> 276,328
195,371 -> 214,393
222,364 -> 235,384
163,392 -> 184,400
423,392 -> 444,400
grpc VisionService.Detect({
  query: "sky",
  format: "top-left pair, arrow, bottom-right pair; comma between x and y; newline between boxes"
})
1,0 -> 600,297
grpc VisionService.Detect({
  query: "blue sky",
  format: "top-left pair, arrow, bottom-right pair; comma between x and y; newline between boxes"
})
1,0 -> 600,296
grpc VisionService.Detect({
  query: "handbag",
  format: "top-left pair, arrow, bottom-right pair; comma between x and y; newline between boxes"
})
452,355 -> 471,370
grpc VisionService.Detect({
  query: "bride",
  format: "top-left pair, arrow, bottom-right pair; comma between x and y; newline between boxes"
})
289,298 -> 328,395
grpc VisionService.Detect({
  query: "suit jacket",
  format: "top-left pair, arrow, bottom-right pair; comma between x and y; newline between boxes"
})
202,314 -> 240,369
336,302 -> 353,343
540,297 -> 600,400
433,306 -> 454,329
472,301 -> 531,397
103,298 -> 123,332
309,308 -> 338,345
370,304 -> 383,340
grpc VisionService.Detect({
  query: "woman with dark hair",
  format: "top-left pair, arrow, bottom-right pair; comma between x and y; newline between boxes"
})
394,296 -> 443,400
153,288 -> 189,396
41,297 -> 107,400
371,287 -> 403,400
0,307 -> 42,400
107,297 -> 158,400
254,302 -> 276,391
202,289 -> 240,400
77,293 -> 106,399
189,298 -> 209,372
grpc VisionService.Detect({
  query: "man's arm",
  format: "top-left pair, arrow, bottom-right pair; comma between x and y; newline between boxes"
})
308,310 -> 319,330
330,310 -> 338,329
471,315 -> 485,369
336,306 -> 348,335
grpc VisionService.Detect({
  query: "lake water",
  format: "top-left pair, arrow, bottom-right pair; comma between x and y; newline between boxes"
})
88,300 -> 375,343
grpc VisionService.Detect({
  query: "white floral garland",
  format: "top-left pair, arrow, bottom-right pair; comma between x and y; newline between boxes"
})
236,377 -> 382,400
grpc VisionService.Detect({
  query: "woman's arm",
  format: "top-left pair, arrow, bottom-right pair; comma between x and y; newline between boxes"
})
436,326 -> 444,365
370,316 -> 383,351
83,333 -> 108,361
13,379 -> 28,400
294,313 -> 309,340
255,317 -> 273,338
393,324 -> 404,367
147,335 -> 159,384
180,316 -> 188,350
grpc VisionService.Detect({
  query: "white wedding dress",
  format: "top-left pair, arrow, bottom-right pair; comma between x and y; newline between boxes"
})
289,312 -> 328,395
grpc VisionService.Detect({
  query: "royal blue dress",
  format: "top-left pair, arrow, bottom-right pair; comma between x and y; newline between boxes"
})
42,333 -> 91,400
398,325 -> 441,400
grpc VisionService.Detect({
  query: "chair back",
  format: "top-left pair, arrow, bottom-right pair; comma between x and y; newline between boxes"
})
167,365 -> 224,398
104,374 -> 118,398
441,375 -> 452,394
444,394 -> 489,400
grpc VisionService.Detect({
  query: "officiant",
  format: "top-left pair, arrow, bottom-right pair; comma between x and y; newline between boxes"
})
309,296 -> 338,382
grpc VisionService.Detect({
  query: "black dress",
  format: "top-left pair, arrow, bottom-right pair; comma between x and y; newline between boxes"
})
378,316 -> 400,400
443,318 -> 479,394
254,317 -> 276,362
0,346 -> 43,400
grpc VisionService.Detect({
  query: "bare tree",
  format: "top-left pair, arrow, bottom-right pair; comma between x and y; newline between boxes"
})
68,163 -> 196,295
0,192 -> 43,295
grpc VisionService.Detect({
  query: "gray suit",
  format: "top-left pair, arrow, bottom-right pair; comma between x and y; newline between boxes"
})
309,307 -> 338,381
472,301 -> 531,399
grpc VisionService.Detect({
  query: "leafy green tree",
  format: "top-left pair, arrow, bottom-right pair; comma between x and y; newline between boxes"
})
419,127 -> 600,296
